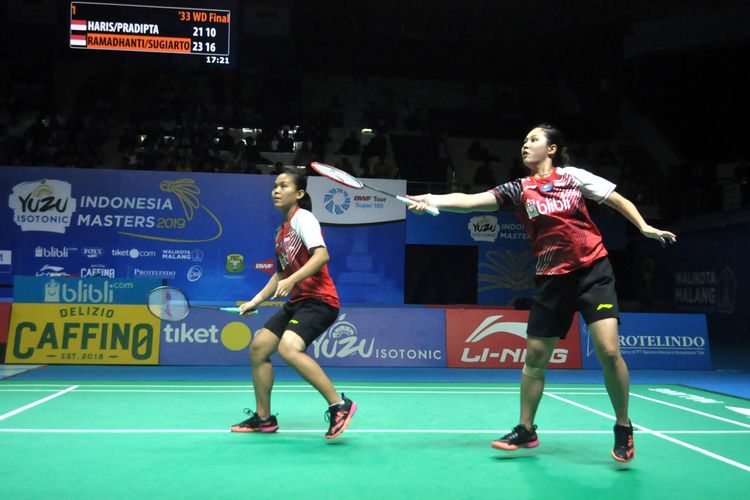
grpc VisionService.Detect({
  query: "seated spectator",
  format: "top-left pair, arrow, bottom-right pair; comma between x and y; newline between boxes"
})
371,156 -> 391,178
339,156 -> 355,174
508,158 -> 526,181
275,129 -> 294,152
336,130 -> 360,156
473,159 -> 497,189
362,130 -> 387,162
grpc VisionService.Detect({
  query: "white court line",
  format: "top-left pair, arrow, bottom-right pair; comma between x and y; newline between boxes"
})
0,386 -> 79,422
545,392 -> 750,473
0,388 -> 607,395
0,428 -> 748,435
0,383 -> 605,391
630,393 -> 750,429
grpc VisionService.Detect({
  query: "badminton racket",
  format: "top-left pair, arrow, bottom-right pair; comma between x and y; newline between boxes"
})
310,161 -> 439,216
146,286 -> 257,322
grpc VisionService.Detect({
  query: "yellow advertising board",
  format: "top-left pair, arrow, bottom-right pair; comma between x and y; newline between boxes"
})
7,303 -> 160,364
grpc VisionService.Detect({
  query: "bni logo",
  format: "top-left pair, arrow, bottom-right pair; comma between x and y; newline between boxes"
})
323,188 -> 350,215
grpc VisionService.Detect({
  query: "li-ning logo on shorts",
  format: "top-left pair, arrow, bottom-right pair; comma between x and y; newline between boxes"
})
323,188 -> 351,215
597,303 -> 614,311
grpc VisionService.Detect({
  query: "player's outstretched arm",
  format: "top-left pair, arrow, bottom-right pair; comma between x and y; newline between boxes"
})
408,191 -> 498,214
604,191 -> 677,246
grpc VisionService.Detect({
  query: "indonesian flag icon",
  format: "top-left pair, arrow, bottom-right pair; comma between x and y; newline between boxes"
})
70,34 -> 86,47
71,19 -> 87,31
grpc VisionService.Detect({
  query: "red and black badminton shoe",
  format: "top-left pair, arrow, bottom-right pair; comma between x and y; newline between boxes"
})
230,410 -> 279,433
491,424 -> 540,450
325,393 -> 358,439
612,420 -> 635,462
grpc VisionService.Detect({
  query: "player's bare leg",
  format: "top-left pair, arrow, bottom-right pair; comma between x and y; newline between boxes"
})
519,335 -> 558,429
249,329 -> 280,417
589,318 -> 630,425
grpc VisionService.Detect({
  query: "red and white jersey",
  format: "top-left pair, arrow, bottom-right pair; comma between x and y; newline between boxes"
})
275,207 -> 340,308
490,166 -> 615,275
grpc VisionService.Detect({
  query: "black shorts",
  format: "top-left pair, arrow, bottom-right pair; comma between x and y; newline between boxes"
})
263,298 -> 339,348
527,257 -> 619,339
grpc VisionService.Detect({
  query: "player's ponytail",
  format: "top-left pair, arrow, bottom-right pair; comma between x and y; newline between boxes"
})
283,167 -> 313,211
535,123 -> 571,166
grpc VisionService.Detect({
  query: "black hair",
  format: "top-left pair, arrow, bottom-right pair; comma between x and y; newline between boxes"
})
534,123 -> 571,166
279,167 -> 312,211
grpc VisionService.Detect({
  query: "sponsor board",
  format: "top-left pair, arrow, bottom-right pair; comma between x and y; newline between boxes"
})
0,302 -> 10,345
310,308 -> 445,367
445,309 -> 581,368
307,177 -> 407,225
580,312 -> 711,370
159,306 -> 446,367
7,276 -> 161,364
7,303 -> 160,364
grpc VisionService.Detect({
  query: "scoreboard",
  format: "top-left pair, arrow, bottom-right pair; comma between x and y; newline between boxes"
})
69,2 -> 232,65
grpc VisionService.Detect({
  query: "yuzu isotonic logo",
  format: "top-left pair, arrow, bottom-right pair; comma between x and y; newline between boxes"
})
9,179 -> 77,233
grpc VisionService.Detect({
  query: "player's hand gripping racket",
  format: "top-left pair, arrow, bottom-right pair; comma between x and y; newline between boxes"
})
310,161 -> 439,216
146,286 -> 258,322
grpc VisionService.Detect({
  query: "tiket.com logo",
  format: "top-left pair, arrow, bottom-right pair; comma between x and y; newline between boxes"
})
323,188 -> 351,215
116,178 -> 223,243
163,321 -> 253,351
460,315 -> 568,364
9,179 -> 77,233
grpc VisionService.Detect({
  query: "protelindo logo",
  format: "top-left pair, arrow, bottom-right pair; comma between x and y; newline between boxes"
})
461,315 -> 568,364
9,179 -> 77,234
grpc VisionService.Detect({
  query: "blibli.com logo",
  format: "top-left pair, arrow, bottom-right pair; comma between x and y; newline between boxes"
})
43,279 -> 131,304
324,188 -> 351,215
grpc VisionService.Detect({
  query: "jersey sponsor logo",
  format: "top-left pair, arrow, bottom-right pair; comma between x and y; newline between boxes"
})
541,183 -> 553,192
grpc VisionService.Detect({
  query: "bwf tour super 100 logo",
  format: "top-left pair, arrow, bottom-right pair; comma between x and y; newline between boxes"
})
8,179 -> 77,233
8,177 -> 223,242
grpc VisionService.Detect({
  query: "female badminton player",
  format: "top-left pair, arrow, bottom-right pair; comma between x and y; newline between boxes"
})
408,124 -> 676,462
231,168 -> 357,439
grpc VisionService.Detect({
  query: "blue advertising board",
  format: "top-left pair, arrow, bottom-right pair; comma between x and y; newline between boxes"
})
1,167 -> 406,305
158,305 -> 447,367
580,312 -> 712,370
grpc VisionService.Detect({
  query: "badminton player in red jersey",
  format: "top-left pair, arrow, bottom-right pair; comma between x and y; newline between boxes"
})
231,168 -> 357,439
409,125 -> 676,462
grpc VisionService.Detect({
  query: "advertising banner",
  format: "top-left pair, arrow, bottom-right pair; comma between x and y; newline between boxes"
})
445,309 -> 582,369
7,276 -> 162,364
580,312 -> 712,370
159,305 -> 446,367
0,167 -> 406,305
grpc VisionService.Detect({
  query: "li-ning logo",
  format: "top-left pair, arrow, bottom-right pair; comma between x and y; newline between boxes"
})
9,179 -> 77,233
323,188 -> 351,215
460,315 -> 568,364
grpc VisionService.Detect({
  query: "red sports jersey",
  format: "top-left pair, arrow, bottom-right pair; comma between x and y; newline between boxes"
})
275,207 -> 340,308
490,166 -> 615,275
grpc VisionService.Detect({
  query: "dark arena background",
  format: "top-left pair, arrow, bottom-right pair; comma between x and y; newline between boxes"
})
1,1 -> 749,498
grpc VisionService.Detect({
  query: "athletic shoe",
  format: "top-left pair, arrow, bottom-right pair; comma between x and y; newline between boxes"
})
491,424 -> 540,450
230,409 -> 279,433
612,420 -> 635,462
324,393 -> 358,439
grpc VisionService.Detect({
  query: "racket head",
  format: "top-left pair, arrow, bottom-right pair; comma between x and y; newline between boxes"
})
310,162 -> 364,189
147,286 -> 190,321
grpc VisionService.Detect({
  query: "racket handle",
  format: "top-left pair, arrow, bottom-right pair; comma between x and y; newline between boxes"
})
396,195 -> 440,216
220,307 -> 258,316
